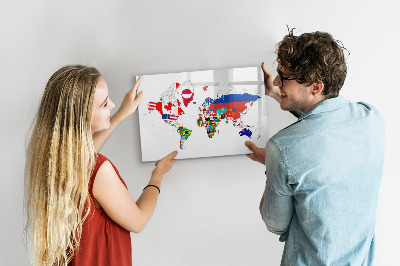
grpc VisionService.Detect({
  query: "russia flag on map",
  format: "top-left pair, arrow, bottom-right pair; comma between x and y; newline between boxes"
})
208,93 -> 260,120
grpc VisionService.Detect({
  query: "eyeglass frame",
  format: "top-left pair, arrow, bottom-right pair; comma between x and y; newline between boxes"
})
277,69 -> 297,86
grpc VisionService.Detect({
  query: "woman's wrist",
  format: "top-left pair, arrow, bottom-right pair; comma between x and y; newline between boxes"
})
149,171 -> 163,186
112,109 -> 127,124
143,184 -> 160,194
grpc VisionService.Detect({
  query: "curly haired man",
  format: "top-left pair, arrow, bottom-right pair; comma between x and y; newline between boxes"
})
246,30 -> 385,265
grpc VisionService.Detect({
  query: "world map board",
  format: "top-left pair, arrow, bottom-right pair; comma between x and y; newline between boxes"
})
137,67 -> 267,161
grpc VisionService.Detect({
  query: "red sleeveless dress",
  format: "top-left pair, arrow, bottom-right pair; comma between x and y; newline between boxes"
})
69,153 -> 132,266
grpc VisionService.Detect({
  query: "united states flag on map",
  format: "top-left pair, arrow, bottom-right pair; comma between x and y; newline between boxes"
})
162,114 -> 178,121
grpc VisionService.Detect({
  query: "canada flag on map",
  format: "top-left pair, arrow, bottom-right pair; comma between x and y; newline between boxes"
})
148,101 -> 162,113
147,81 -> 196,123
148,99 -> 182,121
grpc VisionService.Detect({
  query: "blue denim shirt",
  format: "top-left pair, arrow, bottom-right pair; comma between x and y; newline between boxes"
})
261,96 -> 385,266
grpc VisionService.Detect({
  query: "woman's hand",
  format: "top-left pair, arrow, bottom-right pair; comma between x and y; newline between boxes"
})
152,150 -> 178,178
115,76 -> 144,120
92,77 -> 144,152
262,62 -> 281,103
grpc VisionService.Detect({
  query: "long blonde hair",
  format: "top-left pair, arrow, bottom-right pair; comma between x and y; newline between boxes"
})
25,65 -> 101,265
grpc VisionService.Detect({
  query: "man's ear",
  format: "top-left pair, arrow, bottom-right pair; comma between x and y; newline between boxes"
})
312,82 -> 324,96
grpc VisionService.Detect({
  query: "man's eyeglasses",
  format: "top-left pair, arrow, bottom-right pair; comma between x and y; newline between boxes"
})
277,70 -> 297,86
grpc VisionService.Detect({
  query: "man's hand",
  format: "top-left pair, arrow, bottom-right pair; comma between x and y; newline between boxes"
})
262,62 -> 281,103
245,141 -> 266,165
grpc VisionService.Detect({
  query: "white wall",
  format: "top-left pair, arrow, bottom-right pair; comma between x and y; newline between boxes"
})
1,0 -> 399,265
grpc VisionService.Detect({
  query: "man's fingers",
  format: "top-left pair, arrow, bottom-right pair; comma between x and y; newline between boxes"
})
245,141 -> 261,162
245,141 -> 258,152
261,62 -> 271,76
246,153 -> 257,161
261,62 -> 266,73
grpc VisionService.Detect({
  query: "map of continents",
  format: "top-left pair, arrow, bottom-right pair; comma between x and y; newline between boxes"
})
146,80 -> 260,149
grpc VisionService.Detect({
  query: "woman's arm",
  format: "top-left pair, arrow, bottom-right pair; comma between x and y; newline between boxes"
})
92,77 -> 144,152
93,150 -> 178,233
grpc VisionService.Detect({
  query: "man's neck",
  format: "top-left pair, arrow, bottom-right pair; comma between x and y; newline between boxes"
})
301,95 -> 327,113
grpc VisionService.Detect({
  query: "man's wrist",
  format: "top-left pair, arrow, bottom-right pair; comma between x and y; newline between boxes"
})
271,93 -> 282,103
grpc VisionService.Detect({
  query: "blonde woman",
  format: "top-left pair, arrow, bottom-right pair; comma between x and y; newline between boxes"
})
25,65 -> 177,266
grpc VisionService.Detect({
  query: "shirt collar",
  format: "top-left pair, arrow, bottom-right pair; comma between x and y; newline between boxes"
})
298,95 -> 350,121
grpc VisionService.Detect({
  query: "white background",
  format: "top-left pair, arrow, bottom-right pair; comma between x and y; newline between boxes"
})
1,0 -> 399,265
